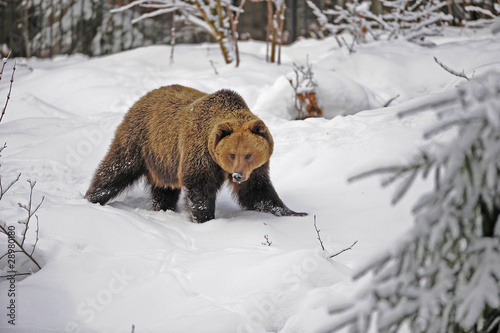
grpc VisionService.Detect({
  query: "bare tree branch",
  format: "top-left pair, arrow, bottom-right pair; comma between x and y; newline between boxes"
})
434,56 -> 469,81
0,60 -> 15,123
313,215 -> 325,251
18,180 -> 45,248
314,215 -> 358,258
0,52 -> 11,82
0,172 -> 21,201
330,241 -> 358,258
0,272 -> 32,279
0,223 -> 41,270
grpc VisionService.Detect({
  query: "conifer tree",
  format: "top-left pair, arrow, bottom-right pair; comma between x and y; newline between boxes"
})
322,71 -> 500,333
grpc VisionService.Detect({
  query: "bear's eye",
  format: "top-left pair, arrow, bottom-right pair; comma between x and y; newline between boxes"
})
245,154 -> 252,160
230,154 -> 235,159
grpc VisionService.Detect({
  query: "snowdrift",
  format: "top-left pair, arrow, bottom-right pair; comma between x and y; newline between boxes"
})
1,28 -> 499,332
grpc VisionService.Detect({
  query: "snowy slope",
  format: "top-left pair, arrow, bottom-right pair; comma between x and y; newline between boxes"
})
0,28 -> 499,333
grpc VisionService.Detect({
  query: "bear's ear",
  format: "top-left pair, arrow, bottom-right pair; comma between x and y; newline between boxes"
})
249,120 -> 272,144
215,121 -> 233,146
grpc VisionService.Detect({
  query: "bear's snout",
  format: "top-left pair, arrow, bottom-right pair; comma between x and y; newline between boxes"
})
232,172 -> 244,183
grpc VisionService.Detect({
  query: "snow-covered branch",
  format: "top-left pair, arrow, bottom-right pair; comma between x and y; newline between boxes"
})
330,71 -> 500,332
434,56 -> 469,80
113,0 -> 244,64
309,0 -> 453,46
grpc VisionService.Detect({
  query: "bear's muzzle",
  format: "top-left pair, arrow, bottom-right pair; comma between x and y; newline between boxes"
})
232,172 -> 244,183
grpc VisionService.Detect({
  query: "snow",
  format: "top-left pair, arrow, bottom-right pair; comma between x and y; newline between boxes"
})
1,27 -> 499,333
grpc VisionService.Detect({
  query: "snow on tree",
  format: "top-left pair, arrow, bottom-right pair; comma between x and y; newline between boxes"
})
307,0 -> 384,42
380,0 -> 453,45
463,4 -> 500,29
114,0 -> 246,64
320,71 -> 500,332
308,0 -> 453,46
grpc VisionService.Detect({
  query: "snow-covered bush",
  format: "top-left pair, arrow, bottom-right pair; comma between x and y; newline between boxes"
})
287,59 -> 322,119
322,71 -> 500,332
255,69 -> 382,120
380,0 -> 453,45
308,0 -> 453,46
307,0 -> 383,42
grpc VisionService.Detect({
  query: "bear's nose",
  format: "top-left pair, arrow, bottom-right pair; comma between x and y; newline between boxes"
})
232,172 -> 243,183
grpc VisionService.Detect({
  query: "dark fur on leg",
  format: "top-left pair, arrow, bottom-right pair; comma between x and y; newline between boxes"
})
185,188 -> 217,223
183,170 -> 225,223
85,147 -> 144,205
151,186 -> 181,211
233,162 -> 307,217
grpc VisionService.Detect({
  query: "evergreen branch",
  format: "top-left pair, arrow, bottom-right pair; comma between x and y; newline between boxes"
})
348,165 -> 405,183
396,90 -> 458,118
330,72 -> 500,332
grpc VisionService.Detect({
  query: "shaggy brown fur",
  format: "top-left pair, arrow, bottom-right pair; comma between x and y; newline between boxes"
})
85,85 -> 306,222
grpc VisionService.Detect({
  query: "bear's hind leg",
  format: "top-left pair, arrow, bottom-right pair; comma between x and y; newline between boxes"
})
151,186 -> 181,211
85,149 -> 144,205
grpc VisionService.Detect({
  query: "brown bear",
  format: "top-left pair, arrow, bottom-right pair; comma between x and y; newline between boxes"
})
85,84 -> 307,223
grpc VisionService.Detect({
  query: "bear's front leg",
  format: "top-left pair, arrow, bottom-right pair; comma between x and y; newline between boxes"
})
234,163 -> 307,217
185,187 -> 216,223
183,170 -> 225,223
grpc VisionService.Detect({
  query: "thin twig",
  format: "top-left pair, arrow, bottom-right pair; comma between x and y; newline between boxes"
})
313,215 -> 325,251
0,272 -> 32,279
384,94 -> 400,107
0,52 -> 11,82
170,11 -> 176,64
0,223 -> 41,269
330,241 -> 358,258
19,180 -> 45,246
261,234 -> 272,246
0,60 -> 15,123
29,215 -> 40,258
434,56 -> 469,81
0,180 -> 43,270
209,60 -> 219,75
0,172 -> 21,200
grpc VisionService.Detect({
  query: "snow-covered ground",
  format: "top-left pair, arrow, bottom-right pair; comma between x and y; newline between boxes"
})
1,27 -> 499,333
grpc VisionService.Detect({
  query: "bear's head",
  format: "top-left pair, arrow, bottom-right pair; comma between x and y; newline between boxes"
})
209,119 -> 274,184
